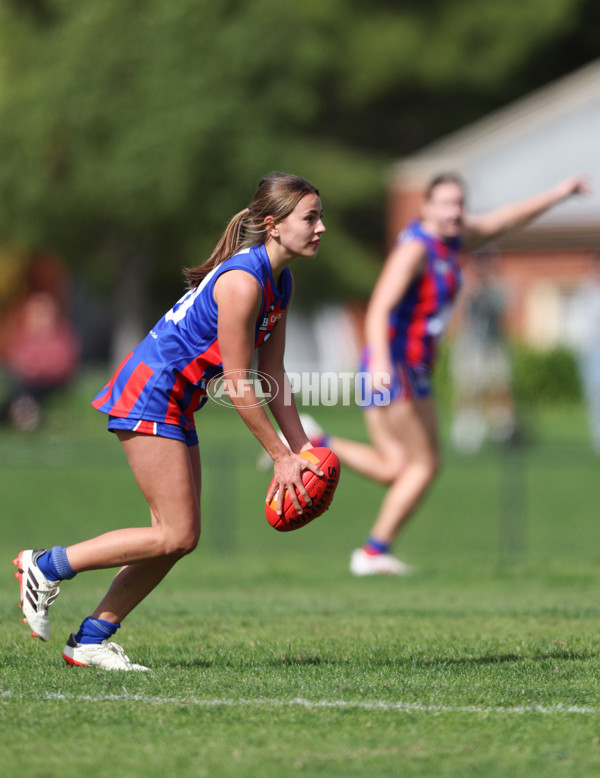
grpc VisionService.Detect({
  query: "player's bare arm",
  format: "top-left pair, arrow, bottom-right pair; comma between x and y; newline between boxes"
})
257,285 -> 312,455
215,269 -> 317,514
463,175 -> 590,250
365,239 -> 427,382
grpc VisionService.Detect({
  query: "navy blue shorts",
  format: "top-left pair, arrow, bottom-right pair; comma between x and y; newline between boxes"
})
358,349 -> 432,408
107,416 -> 199,447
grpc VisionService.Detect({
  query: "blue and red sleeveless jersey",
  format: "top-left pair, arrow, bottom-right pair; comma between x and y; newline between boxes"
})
389,220 -> 462,367
91,243 -> 292,431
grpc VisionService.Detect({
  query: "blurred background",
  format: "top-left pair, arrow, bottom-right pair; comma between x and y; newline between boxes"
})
0,0 -> 599,452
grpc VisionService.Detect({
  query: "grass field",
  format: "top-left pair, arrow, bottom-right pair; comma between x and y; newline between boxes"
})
2,372 -> 600,777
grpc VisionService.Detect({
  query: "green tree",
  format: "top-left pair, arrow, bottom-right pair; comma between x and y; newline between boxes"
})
0,0 -> 380,339
315,0 -> 595,151
0,0 -> 598,344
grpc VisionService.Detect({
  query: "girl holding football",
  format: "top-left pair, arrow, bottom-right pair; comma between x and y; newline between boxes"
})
13,172 -> 326,669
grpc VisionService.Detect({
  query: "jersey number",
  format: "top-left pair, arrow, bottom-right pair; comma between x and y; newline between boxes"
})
164,266 -> 219,324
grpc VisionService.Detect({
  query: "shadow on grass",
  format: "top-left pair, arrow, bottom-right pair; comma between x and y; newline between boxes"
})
274,653 -> 337,666
161,647 -> 597,671
415,649 -> 596,666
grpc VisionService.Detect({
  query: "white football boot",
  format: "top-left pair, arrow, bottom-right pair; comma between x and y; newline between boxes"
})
13,549 -> 60,641
350,548 -> 413,576
62,633 -> 150,671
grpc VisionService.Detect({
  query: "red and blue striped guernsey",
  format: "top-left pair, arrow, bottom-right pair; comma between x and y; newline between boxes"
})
92,243 -> 292,433
389,220 -> 462,368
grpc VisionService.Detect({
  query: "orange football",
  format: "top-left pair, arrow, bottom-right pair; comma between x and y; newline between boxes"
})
265,447 -> 340,532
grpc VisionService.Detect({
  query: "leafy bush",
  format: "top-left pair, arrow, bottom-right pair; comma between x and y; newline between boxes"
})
434,343 -> 582,406
511,345 -> 582,404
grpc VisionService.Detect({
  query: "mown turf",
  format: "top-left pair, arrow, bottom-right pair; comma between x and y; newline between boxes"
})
1,373 -> 599,777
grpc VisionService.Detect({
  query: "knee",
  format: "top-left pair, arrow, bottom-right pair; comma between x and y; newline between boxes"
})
390,451 -> 441,486
380,455 -> 407,486
179,526 -> 201,556
181,527 -> 201,556
380,468 -> 400,486
162,524 -> 201,558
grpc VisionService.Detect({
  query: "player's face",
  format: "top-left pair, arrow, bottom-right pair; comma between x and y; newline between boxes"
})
270,193 -> 326,259
423,183 -> 465,238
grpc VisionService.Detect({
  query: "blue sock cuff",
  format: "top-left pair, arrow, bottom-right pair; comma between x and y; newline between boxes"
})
75,617 -> 121,644
50,546 -> 76,580
364,537 -> 390,554
35,550 -> 59,582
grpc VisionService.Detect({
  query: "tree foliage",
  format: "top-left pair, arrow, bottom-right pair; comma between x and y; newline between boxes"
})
0,0 -> 380,312
0,0 -> 597,319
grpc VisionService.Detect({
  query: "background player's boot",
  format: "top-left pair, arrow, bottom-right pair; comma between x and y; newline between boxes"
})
350,547 -> 413,576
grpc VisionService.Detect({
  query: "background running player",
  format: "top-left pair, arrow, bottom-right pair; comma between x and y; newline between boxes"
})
13,172 -> 326,669
311,172 -> 588,575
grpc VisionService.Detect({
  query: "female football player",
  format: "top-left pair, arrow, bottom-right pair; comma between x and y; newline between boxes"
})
315,172 -> 588,575
13,172 -> 326,669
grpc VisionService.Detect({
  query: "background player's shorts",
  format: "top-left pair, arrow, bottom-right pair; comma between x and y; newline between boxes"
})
358,348 -> 432,408
107,416 -> 199,447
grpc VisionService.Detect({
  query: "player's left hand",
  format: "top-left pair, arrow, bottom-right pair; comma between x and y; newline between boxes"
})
267,450 -> 322,516
555,175 -> 591,199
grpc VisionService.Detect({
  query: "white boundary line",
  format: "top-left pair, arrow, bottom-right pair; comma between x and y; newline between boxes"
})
2,690 -> 599,715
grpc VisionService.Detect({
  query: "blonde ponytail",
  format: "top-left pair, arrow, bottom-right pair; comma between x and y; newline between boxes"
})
183,208 -> 251,288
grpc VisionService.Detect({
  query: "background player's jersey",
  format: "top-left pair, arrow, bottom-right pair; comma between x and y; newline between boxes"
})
92,243 -> 292,431
389,220 -> 462,367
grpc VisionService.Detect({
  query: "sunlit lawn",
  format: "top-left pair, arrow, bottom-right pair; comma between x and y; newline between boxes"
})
1,372 -> 599,777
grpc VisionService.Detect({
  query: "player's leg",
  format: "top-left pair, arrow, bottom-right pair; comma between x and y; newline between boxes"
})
14,431 -> 200,648
90,437 -> 202,622
327,406 -> 406,484
71,432 -> 201,619
309,359 -> 407,483
258,411 -> 404,482
350,396 -> 440,576
368,395 -> 440,543
62,433 -> 201,670
66,432 -> 201,571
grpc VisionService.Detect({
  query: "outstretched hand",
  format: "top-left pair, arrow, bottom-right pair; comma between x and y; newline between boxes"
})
555,175 -> 591,200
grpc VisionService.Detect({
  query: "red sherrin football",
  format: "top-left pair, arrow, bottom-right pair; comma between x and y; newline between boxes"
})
265,447 -> 341,532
